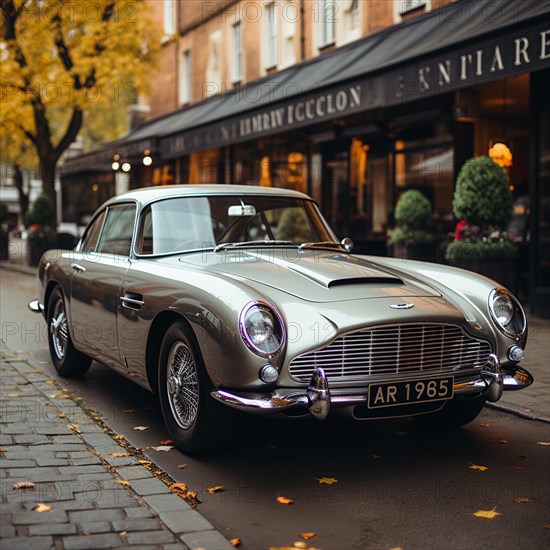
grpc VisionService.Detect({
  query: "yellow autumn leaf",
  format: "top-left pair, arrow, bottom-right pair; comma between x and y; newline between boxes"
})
13,481 -> 36,490
177,463 -> 187,469
473,508 -> 501,519
276,495 -> 294,504
207,485 -> 225,494
230,538 -> 241,547
119,531 -> 127,537
116,480 -> 131,487
300,532 -> 316,539
515,497 -> 531,504
316,477 -> 337,484
32,503 -> 52,512
113,435 -> 124,440
170,483 -> 188,496
110,452 -> 131,457
160,439 -> 174,445
480,423 -> 492,427
469,464 -> 488,471
67,424 -> 80,434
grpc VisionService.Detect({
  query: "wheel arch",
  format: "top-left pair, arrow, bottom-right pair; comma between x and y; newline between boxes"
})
145,310 -> 197,395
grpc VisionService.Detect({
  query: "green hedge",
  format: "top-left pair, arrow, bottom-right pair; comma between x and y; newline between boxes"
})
445,240 -> 517,261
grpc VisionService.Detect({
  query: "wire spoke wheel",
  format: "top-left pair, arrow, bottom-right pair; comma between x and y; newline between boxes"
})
166,341 -> 199,430
50,299 -> 69,360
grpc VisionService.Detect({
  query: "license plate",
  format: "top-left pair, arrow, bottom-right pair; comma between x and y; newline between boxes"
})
368,376 -> 454,409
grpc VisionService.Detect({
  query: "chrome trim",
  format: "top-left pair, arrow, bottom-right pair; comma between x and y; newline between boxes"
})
211,364 -> 534,415
120,296 -> 145,308
480,354 -> 503,402
390,303 -> 414,310
289,323 -> 492,382
28,299 -> 44,314
71,263 -> 86,272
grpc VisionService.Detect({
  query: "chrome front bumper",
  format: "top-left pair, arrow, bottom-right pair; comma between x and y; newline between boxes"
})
211,355 -> 534,419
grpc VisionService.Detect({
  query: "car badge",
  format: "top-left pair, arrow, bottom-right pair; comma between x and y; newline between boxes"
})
390,303 -> 414,310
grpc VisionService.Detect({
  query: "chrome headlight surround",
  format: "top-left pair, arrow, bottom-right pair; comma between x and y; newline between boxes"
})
239,301 -> 286,358
488,288 -> 527,340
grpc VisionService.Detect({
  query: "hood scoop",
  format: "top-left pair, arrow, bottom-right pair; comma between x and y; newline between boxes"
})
328,277 -> 404,289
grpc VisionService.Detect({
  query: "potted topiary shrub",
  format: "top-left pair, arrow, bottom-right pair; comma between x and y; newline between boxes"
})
445,156 -> 516,288
0,201 -> 9,261
389,189 -> 436,261
26,194 -> 56,267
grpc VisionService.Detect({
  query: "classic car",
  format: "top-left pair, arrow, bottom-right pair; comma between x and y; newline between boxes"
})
29,185 -> 533,454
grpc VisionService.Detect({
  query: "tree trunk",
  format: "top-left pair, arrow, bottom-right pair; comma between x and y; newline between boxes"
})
39,158 -> 57,225
12,163 -> 29,226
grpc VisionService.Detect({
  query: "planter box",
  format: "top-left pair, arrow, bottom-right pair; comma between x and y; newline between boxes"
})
449,258 -> 516,290
27,239 -> 52,267
391,242 -> 439,263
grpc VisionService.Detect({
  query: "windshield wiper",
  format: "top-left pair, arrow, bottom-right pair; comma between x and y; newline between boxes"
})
214,240 -> 292,253
298,241 -> 345,252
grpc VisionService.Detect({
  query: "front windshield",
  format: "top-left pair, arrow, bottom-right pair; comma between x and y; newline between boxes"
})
137,195 -> 337,255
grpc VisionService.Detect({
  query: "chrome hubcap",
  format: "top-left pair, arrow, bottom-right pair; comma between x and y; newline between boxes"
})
166,341 -> 199,430
50,300 -> 68,360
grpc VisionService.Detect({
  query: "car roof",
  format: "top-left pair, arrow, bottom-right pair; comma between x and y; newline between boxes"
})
106,184 -> 311,209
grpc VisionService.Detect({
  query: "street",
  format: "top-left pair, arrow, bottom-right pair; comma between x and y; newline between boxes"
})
2,270 -> 550,550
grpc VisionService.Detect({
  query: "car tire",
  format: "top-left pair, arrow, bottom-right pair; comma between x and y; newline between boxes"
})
415,395 -> 487,428
47,286 -> 92,377
158,321 -> 238,455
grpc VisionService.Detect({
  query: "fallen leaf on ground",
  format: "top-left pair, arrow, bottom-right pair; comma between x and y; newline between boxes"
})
32,503 -> 52,512
0,448 -> 4,453
151,445 -> 173,452
177,463 -> 187,469
139,459 -> 152,466
480,423 -> 492,427
110,452 -> 131,458
230,538 -> 241,547
276,495 -> 294,505
207,486 -> 225,494
300,533 -> 316,539
113,435 -> 124,440
293,543 -> 309,549
133,426 -> 148,431
515,497 -> 531,504
536,441 -> 550,446
170,483 -> 188,496
473,508 -> 501,519
469,464 -> 488,471
119,531 -> 127,537
116,480 -> 131,487
67,424 -> 80,434
13,481 -> 35,490
160,439 -> 174,445
57,413 -> 66,419
53,394 -> 70,399
316,477 -> 337,485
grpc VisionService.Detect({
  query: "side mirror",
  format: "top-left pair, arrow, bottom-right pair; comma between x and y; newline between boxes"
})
341,237 -> 353,252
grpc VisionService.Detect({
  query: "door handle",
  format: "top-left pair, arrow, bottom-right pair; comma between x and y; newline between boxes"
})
71,263 -> 86,272
120,294 -> 144,309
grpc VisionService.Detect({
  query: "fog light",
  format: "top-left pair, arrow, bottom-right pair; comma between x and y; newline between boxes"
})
508,345 -> 525,362
259,364 -> 279,383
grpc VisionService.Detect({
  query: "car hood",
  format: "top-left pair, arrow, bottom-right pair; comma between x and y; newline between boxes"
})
181,249 -> 441,303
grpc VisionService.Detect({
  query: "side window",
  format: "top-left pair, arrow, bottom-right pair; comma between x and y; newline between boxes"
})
81,210 -> 106,254
96,204 -> 136,257
138,206 -> 153,254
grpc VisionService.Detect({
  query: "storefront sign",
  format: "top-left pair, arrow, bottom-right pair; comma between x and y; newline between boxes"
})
387,22 -> 550,104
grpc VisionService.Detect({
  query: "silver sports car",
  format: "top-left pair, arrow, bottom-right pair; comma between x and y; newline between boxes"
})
29,185 -> 533,453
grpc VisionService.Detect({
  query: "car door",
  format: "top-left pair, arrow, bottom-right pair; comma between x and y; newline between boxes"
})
69,203 -> 136,369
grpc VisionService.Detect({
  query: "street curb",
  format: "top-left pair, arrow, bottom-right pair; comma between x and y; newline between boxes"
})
0,261 -> 37,278
1,343 -> 234,550
486,402 -> 550,424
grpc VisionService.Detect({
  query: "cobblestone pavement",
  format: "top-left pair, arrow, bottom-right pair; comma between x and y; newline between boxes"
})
0,339 -> 233,550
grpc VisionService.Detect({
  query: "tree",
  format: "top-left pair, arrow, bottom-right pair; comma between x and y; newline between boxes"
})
0,0 -> 160,221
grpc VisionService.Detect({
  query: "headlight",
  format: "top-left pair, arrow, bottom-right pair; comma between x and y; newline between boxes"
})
240,301 -> 285,357
488,288 -> 526,339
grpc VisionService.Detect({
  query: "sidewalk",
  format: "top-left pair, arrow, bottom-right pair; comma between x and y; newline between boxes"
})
0,339 -> 234,550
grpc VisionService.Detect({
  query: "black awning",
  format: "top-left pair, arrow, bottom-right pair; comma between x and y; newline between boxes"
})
63,0 -> 550,173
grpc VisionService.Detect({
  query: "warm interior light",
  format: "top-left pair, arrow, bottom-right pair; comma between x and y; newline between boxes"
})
489,142 -> 513,168
111,161 -> 120,171
143,156 -> 152,166
122,162 -> 131,172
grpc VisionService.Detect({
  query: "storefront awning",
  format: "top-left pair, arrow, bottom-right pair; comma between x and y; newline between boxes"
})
62,0 -> 550,174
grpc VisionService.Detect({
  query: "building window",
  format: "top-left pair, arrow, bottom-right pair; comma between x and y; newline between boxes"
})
232,22 -> 242,83
319,0 -> 336,48
180,50 -> 191,105
280,0 -> 296,67
163,0 -> 174,36
205,30 -> 222,97
394,1 -> 430,22
340,0 -> 360,45
265,3 -> 277,69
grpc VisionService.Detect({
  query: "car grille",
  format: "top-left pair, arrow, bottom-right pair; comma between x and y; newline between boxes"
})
288,323 -> 492,382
